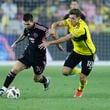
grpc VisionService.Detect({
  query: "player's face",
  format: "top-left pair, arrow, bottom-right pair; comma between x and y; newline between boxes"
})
70,1 -> 79,9
69,14 -> 80,26
23,20 -> 34,29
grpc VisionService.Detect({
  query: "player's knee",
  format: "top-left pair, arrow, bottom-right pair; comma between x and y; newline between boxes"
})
62,70 -> 70,76
11,68 -> 19,74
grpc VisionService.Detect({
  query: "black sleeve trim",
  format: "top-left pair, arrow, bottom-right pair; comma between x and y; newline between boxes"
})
73,28 -> 87,42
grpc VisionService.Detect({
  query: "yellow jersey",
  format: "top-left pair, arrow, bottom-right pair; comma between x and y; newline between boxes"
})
64,18 -> 96,55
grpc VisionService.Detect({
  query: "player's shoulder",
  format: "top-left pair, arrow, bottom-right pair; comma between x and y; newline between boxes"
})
34,22 -> 48,31
79,19 -> 87,26
64,13 -> 69,20
64,18 -> 72,26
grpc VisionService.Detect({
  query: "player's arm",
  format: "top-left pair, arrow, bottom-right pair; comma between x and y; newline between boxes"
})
39,33 -> 74,49
50,20 -> 67,38
14,33 -> 26,44
49,29 -> 64,51
50,20 -> 66,36
49,20 -> 67,51
11,33 -> 26,48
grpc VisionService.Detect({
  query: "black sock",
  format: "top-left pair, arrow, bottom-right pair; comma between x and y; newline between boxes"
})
39,76 -> 47,84
3,72 -> 16,88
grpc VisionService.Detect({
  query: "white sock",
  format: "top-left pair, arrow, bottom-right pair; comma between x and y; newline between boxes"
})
2,86 -> 7,92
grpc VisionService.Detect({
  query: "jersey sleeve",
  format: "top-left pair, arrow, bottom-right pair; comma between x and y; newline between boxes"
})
45,28 -> 49,39
63,19 -> 70,26
40,27 -> 49,41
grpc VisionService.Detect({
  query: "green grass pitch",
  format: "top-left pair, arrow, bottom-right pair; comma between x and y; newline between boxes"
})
0,66 -> 110,110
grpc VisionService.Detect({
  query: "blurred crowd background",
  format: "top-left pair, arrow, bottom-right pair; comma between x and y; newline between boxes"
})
0,0 -> 110,34
0,0 -> 110,61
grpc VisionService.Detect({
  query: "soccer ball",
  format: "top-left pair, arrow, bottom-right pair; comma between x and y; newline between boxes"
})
6,86 -> 20,99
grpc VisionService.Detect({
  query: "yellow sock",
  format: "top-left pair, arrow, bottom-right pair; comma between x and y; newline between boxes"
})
72,67 -> 81,75
78,81 -> 87,90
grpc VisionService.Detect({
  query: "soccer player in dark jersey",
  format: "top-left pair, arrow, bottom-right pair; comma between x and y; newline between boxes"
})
39,9 -> 96,98
0,13 -> 64,96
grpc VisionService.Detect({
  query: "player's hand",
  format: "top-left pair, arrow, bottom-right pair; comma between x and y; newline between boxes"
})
39,41 -> 50,49
56,44 -> 64,51
11,43 -> 17,49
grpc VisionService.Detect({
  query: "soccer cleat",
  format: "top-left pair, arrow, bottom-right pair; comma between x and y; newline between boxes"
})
0,89 -> 5,96
43,77 -> 50,91
74,89 -> 83,98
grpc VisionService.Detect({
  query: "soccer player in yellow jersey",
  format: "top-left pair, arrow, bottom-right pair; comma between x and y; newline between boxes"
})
39,9 -> 96,98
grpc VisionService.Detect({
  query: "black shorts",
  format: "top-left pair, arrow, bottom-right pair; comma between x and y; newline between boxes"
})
64,51 -> 95,76
18,49 -> 46,75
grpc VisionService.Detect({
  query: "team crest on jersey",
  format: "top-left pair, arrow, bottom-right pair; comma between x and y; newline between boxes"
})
74,24 -> 80,32
27,33 -> 30,36
33,32 -> 38,38
74,28 -> 79,32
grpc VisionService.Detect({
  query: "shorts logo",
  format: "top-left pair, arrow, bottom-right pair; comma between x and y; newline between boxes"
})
87,61 -> 94,69
65,55 -> 69,60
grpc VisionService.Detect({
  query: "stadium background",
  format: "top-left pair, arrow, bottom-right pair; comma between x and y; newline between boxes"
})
0,0 -> 110,64
0,1 -> 110,110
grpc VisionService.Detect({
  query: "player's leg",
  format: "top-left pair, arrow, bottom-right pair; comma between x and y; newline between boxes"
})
63,51 -> 81,76
72,65 -> 81,75
34,74 -> 50,91
74,73 -> 87,98
66,41 -> 81,75
33,63 -> 50,91
0,61 -> 27,96
62,66 -> 73,76
74,55 -> 95,97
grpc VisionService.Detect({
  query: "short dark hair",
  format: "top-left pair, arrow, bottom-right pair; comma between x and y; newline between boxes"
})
69,9 -> 81,17
23,13 -> 33,21
72,0 -> 78,2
